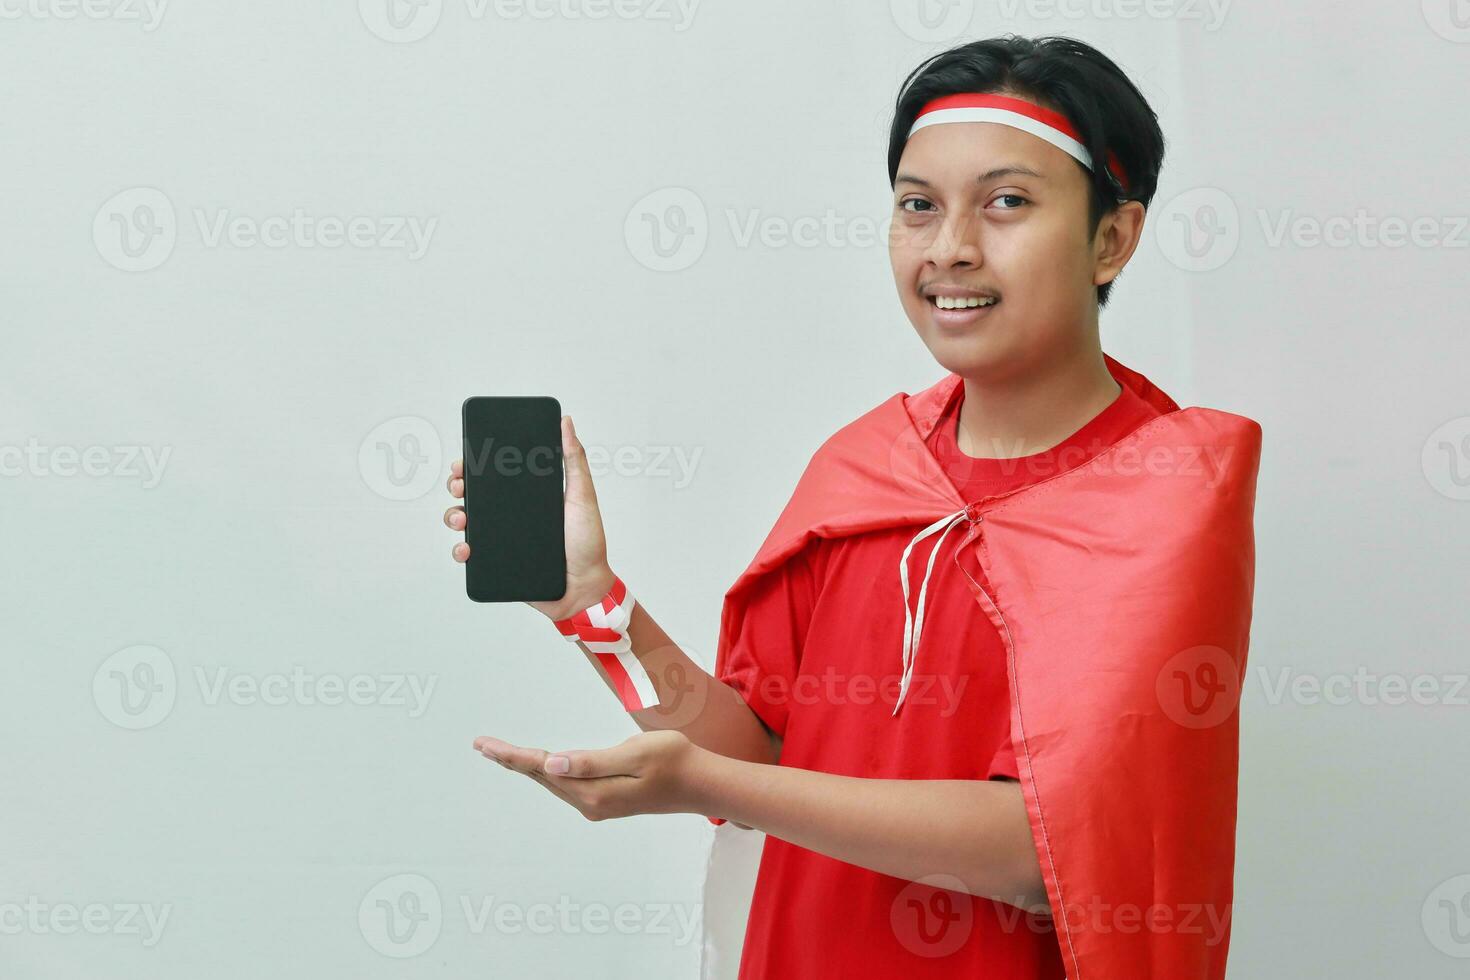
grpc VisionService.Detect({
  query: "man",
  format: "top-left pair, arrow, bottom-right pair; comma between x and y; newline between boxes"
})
446,35 -> 1259,980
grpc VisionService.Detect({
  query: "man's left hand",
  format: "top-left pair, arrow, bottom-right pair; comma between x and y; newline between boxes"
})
473,729 -> 710,821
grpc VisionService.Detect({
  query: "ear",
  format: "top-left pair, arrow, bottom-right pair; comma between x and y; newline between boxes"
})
1092,199 -> 1147,289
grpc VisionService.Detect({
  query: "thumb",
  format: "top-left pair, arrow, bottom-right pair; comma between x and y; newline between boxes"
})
561,415 -> 599,507
543,744 -> 632,779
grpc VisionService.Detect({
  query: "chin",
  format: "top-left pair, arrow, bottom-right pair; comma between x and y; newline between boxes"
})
910,317 -> 1018,380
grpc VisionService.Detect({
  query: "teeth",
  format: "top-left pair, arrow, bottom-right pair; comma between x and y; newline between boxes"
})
931,295 -> 997,310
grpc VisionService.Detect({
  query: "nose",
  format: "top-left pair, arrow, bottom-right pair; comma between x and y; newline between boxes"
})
924,209 -> 981,269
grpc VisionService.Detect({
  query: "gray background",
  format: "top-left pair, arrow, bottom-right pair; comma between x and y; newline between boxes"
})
2,1 -> 1467,977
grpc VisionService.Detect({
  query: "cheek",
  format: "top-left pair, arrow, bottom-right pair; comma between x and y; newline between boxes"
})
889,241 -> 923,295
998,226 -> 1089,292
888,227 -> 916,271
888,216 -> 931,257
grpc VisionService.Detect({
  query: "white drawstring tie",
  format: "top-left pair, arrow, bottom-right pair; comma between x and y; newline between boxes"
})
895,506 -> 973,715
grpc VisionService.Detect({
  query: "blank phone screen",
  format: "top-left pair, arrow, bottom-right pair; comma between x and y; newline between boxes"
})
461,396 -> 566,603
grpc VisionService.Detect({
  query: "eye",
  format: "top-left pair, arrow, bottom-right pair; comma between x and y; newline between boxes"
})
899,198 -> 937,214
991,193 -> 1029,210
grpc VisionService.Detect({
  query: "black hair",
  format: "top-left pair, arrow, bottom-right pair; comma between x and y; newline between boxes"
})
887,35 -> 1165,308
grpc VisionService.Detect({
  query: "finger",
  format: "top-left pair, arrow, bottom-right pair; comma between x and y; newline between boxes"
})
475,734 -> 526,755
446,459 -> 463,495
476,746 -> 523,775
474,735 -> 516,759
541,740 -> 640,779
561,416 -> 600,510
473,739 -> 587,809
451,541 -> 470,563
476,737 -> 547,775
444,505 -> 465,530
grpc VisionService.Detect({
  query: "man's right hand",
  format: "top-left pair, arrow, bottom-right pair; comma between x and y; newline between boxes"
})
445,414 -> 618,622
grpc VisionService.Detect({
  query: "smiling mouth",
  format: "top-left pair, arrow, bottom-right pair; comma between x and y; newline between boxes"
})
928,295 -> 999,310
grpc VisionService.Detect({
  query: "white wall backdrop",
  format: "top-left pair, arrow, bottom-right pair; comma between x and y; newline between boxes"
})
2,2 -> 1467,977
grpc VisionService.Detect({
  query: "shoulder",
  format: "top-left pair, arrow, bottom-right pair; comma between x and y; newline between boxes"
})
806,375 -> 955,467
1147,406 -> 1263,446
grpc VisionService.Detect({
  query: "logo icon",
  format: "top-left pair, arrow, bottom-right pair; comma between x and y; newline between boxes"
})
93,645 -> 178,730
646,650 -> 710,729
1423,0 -> 1470,42
1154,187 -> 1239,272
1422,416 -> 1470,501
1157,644 -> 1242,729
359,873 -> 443,957
1422,873 -> 1470,957
624,187 -> 708,272
359,0 -> 443,43
890,0 -> 973,42
359,416 -> 442,501
94,187 -> 177,272
890,873 -> 973,957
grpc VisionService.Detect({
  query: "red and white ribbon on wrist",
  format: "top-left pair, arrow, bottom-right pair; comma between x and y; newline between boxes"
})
553,576 -> 660,712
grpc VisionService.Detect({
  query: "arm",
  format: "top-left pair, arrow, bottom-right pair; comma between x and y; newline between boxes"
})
570,568 -> 780,768
692,751 -> 1049,912
475,730 -> 1049,914
445,416 -> 779,769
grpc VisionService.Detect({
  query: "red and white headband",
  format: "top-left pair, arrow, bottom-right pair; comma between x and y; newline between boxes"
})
907,92 -> 1130,195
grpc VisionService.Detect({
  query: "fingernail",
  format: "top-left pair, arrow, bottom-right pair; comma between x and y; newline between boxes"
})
544,755 -> 569,774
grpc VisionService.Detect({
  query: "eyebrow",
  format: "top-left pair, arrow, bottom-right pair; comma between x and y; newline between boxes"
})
894,165 -> 1047,188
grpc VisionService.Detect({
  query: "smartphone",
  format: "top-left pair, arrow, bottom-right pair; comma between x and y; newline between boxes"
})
461,396 -> 566,603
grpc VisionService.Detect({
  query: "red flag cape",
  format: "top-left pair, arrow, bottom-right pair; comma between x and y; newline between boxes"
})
712,353 -> 1260,979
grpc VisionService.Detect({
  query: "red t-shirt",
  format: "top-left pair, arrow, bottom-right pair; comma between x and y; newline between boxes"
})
717,378 -> 1162,979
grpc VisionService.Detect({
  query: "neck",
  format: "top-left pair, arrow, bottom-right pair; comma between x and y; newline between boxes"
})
954,346 -> 1121,459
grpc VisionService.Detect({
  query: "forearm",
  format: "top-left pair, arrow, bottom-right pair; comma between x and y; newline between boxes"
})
691,751 -> 1050,913
574,596 -> 778,767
